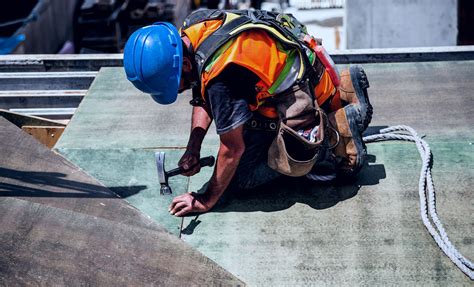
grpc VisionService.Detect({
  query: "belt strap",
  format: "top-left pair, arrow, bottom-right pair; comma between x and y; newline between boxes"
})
245,117 -> 278,132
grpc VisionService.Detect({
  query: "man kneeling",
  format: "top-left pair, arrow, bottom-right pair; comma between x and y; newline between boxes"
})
123,9 -> 373,217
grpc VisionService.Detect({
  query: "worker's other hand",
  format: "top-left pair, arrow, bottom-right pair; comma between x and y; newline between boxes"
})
169,192 -> 212,217
179,149 -> 201,176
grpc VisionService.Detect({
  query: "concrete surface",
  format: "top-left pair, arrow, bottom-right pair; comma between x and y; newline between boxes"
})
55,64 -> 473,285
346,0 -> 457,49
0,117 -> 244,286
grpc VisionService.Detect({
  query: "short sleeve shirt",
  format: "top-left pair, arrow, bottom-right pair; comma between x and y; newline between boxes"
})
205,64 -> 260,135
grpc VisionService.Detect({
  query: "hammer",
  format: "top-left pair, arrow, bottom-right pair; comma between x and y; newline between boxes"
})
155,151 -> 215,195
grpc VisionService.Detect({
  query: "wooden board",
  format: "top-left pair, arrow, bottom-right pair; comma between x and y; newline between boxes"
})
22,126 -> 65,148
0,197 -> 244,286
0,109 -> 66,127
0,116 -> 155,229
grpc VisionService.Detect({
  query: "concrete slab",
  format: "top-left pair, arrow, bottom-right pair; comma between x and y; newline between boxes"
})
0,197 -> 245,286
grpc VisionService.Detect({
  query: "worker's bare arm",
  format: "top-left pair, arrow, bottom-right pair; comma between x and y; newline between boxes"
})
179,105 -> 213,176
189,104 -> 213,147
170,125 -> 245,216
205,125 -> 245,205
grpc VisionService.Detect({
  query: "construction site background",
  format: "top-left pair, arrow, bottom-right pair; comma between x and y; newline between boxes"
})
0,0 -> 473,285
0,0 -> 472,55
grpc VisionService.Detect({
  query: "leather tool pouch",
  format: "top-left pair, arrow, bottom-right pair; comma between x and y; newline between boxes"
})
267,81 -> 328,176
272,80 -> 316,130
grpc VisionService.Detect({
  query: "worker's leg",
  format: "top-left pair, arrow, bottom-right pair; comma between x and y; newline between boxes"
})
308,65 -> 371,180
227,126 -> 281,191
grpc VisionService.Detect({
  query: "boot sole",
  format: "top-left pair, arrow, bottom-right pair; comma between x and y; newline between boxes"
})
349,65 -> 373,131
341,104 -> 367,176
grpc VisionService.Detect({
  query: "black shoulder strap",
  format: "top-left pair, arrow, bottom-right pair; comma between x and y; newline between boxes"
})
193,10 -> 312,77
194,15 -> 252,75
182,9 -> 225,30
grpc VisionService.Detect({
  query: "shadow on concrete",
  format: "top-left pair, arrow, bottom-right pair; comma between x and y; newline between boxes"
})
363,125 -> 389,137
0,167 -> 146,198
204,154 -> 386,214
181,215 -> 202,235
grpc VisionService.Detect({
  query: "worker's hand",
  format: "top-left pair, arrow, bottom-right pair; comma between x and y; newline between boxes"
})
179,149 -> 201,176
169,192 -> 213,217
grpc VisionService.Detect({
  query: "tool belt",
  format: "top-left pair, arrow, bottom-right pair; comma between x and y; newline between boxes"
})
268,109 -> 328,176
267,81 -> 329,177
245,116 -> 278,132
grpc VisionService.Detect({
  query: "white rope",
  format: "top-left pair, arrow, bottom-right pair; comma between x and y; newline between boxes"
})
363,125 -> 473,279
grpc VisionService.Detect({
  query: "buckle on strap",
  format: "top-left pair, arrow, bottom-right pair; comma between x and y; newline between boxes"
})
245,117 -> 278,131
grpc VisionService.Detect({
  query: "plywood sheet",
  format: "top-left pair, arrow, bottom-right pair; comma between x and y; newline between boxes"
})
56,148 -> 190,236
53,62 -> 473,284
0,197 -> 244,286
0,117 -> 155,230
181,143 -> 473,285
55,67 -> 218,150
22,126 -> 64,148
181,61 -> 474,285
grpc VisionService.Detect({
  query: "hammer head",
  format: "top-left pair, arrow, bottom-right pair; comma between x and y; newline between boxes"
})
155,152 -> 172,195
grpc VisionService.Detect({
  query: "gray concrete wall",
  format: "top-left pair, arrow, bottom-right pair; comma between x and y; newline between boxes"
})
345,0 -> 457,49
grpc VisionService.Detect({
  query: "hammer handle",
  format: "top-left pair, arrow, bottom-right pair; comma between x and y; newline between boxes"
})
167,156 -> 215,177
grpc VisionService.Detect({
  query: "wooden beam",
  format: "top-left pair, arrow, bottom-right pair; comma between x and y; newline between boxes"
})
21,126 -> 65,149
0,109 -> 66,127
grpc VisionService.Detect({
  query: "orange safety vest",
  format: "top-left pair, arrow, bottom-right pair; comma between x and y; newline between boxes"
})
181,15 -> 339,118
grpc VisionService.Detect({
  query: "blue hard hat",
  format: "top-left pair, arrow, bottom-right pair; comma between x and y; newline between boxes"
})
123,22 -> 183,105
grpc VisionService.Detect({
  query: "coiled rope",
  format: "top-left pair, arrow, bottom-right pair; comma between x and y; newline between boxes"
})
363,125 -> 473,279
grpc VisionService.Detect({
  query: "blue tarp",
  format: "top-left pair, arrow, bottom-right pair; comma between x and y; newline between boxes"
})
0,34 -> 25,54
0,0 -> 42,54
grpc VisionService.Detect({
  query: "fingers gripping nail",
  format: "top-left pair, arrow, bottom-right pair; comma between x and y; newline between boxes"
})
170,201 -> 188,215
175,207 -> 191,217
